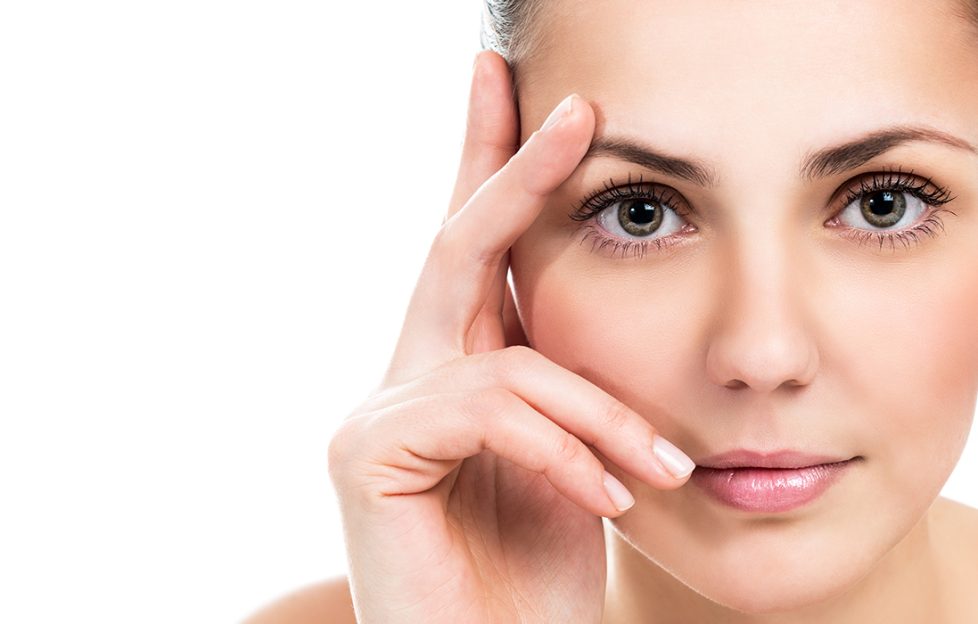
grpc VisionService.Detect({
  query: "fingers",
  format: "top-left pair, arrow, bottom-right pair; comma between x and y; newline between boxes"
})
447,52 -> 528,353
445,50 -> 519,223
388,93 -> 595,381
442,92 -> 592,258
334,388 -> 644,519
358,345 -> 697,492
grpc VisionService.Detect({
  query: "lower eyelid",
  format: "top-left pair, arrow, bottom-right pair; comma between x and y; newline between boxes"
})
571,168 -> 959,260
574,206 -> 952,259
576,223 -> 692,260
832,209 -> 952,252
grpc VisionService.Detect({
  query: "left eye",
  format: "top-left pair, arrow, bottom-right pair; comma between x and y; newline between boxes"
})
836,188 -> 923,231
596,197 -> 688,241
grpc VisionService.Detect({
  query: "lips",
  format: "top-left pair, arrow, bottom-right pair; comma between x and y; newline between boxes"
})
690,450 -> 861,513
695,449 -> 854,470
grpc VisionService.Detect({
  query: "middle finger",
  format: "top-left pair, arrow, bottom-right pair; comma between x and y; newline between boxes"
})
361,345 -> 697,487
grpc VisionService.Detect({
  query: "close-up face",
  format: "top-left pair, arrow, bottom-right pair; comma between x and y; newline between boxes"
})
509,0 -> 978,614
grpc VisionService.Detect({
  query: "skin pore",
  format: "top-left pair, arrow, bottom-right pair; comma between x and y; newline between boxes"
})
507,0 -> 978,622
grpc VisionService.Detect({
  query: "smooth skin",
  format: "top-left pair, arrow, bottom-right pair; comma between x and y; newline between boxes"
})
505,0 -> 978,621
246,1 -> 978,621
245,52 -> 693,623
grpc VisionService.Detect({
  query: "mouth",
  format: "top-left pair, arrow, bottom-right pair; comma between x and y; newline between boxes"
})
690,451 -> 862,513
695,449 -> 856,470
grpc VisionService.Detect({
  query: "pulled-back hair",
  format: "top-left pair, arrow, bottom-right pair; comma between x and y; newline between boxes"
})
479,0 -> 547,88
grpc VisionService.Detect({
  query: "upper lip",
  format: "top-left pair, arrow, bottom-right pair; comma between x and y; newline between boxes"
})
696,449 -> 855,469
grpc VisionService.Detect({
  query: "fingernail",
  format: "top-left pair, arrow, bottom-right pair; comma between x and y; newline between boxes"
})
603,470 -> 635,512
652,435 -> 696,479
540,93 -> 575,132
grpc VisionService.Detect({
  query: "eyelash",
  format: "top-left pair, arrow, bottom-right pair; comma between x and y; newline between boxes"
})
568,166 -> 958,260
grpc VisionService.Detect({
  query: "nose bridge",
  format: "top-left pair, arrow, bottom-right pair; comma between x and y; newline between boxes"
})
705,211 -> 819,393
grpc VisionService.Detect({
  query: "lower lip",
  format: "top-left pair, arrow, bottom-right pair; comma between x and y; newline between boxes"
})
689,458 -> 858,513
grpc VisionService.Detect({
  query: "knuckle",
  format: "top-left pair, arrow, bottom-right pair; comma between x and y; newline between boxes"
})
552,430 -> 587,466
506,344 -> 537,359
469,385 -> 512,421
463,387 -> 516,454
326,419 -> 359,481
432,214 -> 498,269
486,344 -> 537,382
466,240 -> 504,269
429,220 -> 457,260
326,412 -> 379,483
599,398 -> 635,437
429,218 -> 469,266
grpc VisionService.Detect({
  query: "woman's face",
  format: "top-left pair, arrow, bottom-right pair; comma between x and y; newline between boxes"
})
509,0 -> 978,613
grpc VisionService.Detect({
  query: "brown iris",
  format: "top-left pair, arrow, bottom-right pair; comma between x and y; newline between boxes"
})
618,198 -> 664,236
860,190 -> 906,228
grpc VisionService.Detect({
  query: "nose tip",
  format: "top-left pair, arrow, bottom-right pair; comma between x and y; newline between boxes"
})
701,216 -> 822,394
716,364 -> 815,394
705,313 -> 819,393
721,375 -> 807,392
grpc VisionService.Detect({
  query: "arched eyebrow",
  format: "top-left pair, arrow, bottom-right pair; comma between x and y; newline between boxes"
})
583,125 -> 978,188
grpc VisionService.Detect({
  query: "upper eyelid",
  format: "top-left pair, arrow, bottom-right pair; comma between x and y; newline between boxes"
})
567,169 -> 957,261
571,167 -> 953,219
569,174 -> 689,220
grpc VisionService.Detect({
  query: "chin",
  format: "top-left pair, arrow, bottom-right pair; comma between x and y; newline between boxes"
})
685,553 -> 870,615
617,497 -> 904,616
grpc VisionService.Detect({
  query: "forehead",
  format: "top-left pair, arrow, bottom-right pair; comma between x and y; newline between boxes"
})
520,0 -> 978,172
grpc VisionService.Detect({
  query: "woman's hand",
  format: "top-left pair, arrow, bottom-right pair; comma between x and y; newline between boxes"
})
327,50 -> 696,624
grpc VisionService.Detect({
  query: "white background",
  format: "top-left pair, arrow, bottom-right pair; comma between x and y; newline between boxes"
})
1,2 -> 975,622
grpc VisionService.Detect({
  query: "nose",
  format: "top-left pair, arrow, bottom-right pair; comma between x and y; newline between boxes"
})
704,231 -> 820,393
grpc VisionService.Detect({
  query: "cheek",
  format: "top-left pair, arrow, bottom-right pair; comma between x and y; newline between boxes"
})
509,235 -> 706,429
833,255 -> 978,500
510,217 -> 978,482
512,241 -> 978,511
520,273 -> 681,382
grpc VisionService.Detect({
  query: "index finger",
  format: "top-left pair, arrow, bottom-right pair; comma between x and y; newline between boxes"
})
442,92 -> 594,263
387,94 -> 595,382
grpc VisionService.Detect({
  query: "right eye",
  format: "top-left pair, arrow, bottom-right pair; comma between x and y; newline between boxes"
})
593,196 -> 690,241
569,174 -> 697,259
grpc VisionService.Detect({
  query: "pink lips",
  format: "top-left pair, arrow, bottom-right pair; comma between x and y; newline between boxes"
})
690,450 -> 860,513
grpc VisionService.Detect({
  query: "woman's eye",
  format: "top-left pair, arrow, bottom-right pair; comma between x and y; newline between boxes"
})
571,169 -> 955,260
835,188 -> 924,231
595,197 -> 689,241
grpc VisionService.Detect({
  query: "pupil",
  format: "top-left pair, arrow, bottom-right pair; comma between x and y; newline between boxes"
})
628,199 -> 657,224
867,191 -> 895,216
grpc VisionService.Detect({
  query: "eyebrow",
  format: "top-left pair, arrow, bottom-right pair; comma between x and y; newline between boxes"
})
583,125 -> 978,188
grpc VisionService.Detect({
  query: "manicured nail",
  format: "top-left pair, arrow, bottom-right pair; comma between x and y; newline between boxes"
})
540,94 -> 575,132
652,435 -> 696,479
603,470 -> 635,512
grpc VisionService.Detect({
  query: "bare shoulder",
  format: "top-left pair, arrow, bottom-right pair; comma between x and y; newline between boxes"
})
930,496 -> 978,619
242,576 -> 356,624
